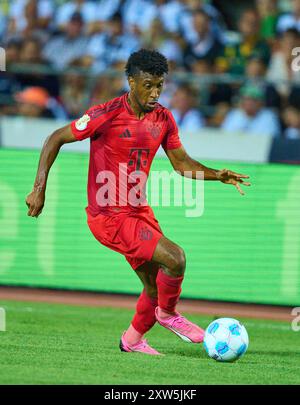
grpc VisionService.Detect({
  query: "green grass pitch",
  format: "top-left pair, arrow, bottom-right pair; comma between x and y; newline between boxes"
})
0,300 -> 299,385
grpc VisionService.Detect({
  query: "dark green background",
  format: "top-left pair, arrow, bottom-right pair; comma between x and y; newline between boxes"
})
0,149 -> 299,305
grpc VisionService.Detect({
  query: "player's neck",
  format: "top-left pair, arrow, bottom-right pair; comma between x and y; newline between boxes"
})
127,92 -> 146,120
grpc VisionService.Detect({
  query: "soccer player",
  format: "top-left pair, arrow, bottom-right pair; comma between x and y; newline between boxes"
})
26,49 -> 250,355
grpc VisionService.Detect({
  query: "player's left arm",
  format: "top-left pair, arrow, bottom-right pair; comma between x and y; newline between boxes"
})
165,146 -> 251,195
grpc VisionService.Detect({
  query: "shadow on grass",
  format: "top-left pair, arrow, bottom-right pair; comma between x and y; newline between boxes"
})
249,350 -> 300,358
162,346 -> 207,359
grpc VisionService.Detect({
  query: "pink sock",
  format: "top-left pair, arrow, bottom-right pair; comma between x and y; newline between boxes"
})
124,324 -> 143,346
156,269 -> 183,317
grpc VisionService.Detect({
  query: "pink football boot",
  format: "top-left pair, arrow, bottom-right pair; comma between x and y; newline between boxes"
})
119,332 -> 162,355
155,307 -> 205,343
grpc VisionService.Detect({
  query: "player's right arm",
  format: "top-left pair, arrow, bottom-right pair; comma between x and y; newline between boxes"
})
26,99 -> 121,217
26,124 -> 76,218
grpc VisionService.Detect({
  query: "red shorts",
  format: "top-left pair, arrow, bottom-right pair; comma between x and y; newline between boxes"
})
86,206 -> 163,270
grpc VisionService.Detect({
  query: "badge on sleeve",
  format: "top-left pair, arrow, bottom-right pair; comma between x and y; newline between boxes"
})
75,114 -> 90,131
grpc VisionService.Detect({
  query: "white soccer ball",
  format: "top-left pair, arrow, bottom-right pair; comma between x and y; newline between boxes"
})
203,317 -> 249,362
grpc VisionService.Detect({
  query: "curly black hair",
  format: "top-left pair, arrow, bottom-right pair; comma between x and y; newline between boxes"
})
125,49 -> 169,78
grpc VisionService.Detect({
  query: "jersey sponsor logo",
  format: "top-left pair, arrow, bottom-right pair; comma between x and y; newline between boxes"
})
119,129 -> 131,138
128,148 -> 150,171
75,114 -> 91,131
138,226 -> 153,241
147,121 -> 162,139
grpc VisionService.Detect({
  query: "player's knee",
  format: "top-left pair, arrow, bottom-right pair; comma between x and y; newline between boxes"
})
170,247 -> 186,276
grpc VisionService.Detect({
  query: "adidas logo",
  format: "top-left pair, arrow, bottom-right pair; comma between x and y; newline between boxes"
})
119,129 -> 131,138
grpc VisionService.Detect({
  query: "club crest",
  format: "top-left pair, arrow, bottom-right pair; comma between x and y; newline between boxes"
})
138,227 -> 153,241
147,121 -> 162,139
75,114 -> 90,131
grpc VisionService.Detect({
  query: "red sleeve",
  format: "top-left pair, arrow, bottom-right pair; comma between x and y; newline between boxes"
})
70,100 -> 121,141
161,110 -> 182,151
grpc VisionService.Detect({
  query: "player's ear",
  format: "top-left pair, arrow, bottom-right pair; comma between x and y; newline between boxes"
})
128,76 -> 136,92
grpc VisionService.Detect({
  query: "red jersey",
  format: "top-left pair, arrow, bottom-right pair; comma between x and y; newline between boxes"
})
71,93 -> 182,216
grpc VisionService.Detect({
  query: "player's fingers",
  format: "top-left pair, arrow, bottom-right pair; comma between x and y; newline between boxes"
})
235,173 -> 249,179
27,204 -> 34,216
26,197 -> 34,215
238,179 -> 251,186
235,183 -> 245,195
229,171 -> 249,179
29,204 -> 40,217
35,208 -> 43,218
31,207 -> 42,217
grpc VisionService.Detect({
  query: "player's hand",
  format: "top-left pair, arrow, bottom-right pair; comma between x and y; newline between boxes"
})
25,189 -> 45,217
216,169 -> 251,195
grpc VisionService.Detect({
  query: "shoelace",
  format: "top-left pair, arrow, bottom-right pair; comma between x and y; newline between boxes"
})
133,339 -> 149,349
131,339 -> 160,355
171,315 -> 193,332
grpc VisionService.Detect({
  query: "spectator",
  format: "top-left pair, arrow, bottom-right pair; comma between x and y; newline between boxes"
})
267,28 -> 300,101
190,58 -> 211,75
190,56 -> 233,109
216,9 -> 271,75
170,84 -> 205,132
0,39 -> 22,90
246,56 -> 268,80
0,40 -> 22,113
153,0 -> 184,34
15,86 -> 67,119
277,0 -> 300,33
89,62 -> 126,106
282,105 -> 300,139
61,73 -> 88,119
208,102 -> 231,128
84,12 -> 140,73
256,0 -> 280,43
14,86 -> 53,118
42,11 -> 89,71
122,0 -> 157,34
7,0 -> 53,39
184,9 -> 224,69
202,55 -> 234,108
95,0 -> 121,21
142,18 -> 183,67
55,0 -> 97,33
0,0 -> 294,134
0,8 -> 7,40
221,85 -> 281,136
245,56 -> 281,108
180,0 -> 225,44
110,60 -> 130,95
16,37 -> 60,96
91,0 -> 122,33
89,75 -> 115,106
5,39 -> 21,65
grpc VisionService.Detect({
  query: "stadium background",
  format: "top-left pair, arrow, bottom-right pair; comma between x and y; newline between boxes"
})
1,0 -> 300,306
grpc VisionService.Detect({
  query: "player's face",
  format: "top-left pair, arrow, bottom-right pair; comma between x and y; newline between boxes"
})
130,72 -> 165,112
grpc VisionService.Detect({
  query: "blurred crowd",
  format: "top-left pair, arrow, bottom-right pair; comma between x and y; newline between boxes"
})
1,0 -> 300,139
